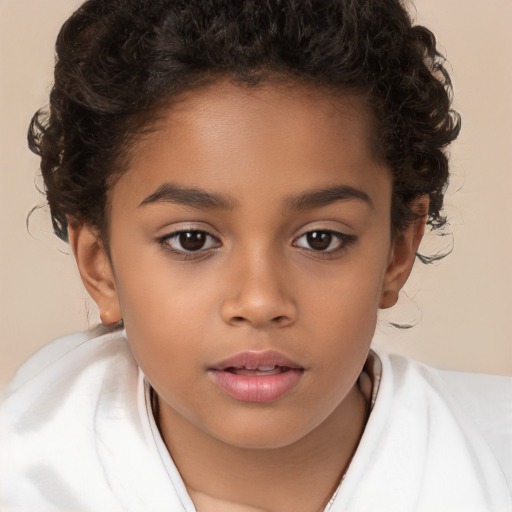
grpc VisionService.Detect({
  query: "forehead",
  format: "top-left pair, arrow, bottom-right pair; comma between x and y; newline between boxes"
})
113,80 -> 390,213
131,80 -> 377,164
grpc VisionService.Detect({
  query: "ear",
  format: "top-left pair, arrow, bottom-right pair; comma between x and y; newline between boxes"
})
68,222 -> 122,325
379,197 -> 429,309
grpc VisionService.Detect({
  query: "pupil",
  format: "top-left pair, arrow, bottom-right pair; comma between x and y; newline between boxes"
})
180,231 -> 206,251
307,231 -> 332,251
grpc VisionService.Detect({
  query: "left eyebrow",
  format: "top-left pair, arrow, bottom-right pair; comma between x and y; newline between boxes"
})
284,185 -> 374,211
138,183 -> 237,210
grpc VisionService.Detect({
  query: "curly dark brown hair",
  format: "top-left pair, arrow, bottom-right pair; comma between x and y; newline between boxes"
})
29,0 -> 460,245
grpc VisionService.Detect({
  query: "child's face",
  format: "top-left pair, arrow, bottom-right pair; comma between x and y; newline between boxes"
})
73,81 -> 422,449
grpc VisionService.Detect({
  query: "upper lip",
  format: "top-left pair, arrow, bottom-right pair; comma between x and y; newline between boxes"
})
210,350 -> 303,371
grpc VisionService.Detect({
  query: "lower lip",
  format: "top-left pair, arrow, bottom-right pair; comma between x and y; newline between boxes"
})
209,369 -> 303,403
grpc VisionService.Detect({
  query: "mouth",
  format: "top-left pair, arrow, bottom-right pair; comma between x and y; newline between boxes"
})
208,350 -> 304,403
224,365 -> 295,377
211,349 -> 303,372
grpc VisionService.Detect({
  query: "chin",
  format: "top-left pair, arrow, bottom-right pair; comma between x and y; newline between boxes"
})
206,414 -> 318,451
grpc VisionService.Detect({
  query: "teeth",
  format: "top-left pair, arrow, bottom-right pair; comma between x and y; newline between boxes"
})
240,365 -> 277,371
226,365 -> 285,376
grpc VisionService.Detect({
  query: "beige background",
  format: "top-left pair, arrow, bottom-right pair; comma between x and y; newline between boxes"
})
1,0 -> 511,393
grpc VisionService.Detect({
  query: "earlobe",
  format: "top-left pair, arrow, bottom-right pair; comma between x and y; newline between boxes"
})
67,222 -> 122,325
379,197 -> 429,309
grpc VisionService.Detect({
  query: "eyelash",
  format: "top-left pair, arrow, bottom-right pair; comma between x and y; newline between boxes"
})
158,228 -> 357,260
293,230 -> 357,258
158,229 -> 221,260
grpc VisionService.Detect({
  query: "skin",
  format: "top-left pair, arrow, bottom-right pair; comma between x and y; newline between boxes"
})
69,81 -> 426,512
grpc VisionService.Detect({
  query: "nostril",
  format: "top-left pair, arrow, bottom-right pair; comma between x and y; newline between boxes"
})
229,315 -> 288,325
222,296 -> 297,327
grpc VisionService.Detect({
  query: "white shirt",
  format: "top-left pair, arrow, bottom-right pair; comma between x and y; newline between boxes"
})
1,329 -> 511,511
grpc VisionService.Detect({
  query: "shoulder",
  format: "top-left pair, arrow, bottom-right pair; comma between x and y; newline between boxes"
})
0,329 -> 176,511
381,351 -> 512,441
435,365 -> 512,488
1,327 -> 138,435
4,327 -> 135,397
375,349 -> 512,414
378,350 -> 512,491
7,330 -> 130,397
5,328 -> 126,393
1,327 -> 138,439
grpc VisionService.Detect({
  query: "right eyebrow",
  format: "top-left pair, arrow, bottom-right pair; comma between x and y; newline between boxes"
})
138,183 -> 237,210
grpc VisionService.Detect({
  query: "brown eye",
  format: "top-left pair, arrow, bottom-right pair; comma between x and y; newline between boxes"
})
306,231 -> 333,251
163,230 -> 220,253
179,231 -> 207,251
294,229 -> 355,254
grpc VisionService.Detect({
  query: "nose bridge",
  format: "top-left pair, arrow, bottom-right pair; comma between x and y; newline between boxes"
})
221,241 -> 296,328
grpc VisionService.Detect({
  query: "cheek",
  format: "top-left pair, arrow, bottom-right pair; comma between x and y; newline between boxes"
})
111,253 -> 214,371
299,250 -> 390,360
113,236 -> 212,319
303,251 -> 389,323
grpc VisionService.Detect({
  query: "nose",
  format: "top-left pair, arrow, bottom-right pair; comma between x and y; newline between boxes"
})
220,249 -> 297,329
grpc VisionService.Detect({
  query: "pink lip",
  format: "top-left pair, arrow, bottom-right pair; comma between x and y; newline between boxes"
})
211,350 -> 302,371
208,350 -> 304,403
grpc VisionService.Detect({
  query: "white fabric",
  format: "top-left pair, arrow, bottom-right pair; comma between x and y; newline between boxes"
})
0,330 -> 510,512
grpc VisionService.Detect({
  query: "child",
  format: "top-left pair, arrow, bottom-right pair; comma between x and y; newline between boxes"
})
1,0 -> 510,511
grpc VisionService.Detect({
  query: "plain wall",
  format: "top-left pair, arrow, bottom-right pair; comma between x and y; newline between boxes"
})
1,0 -> 511,392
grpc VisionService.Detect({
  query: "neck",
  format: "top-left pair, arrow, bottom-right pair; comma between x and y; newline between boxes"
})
155,381 -> 369,512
